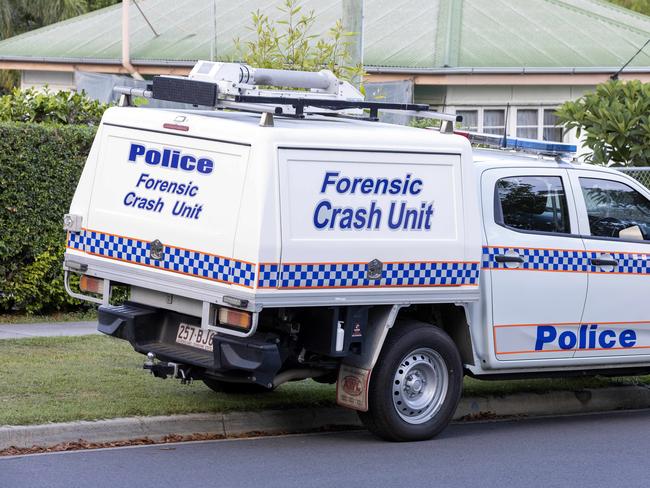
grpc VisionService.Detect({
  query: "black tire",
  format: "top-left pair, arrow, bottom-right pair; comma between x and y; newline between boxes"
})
202,378 -> 272,394
358,320 -> 463,442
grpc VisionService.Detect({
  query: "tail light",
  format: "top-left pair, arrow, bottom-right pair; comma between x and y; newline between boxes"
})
218,307 -> 252,331
79,275 -> 104,295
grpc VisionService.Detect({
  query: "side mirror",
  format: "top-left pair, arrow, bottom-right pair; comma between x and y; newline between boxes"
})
619,225 -> 644,241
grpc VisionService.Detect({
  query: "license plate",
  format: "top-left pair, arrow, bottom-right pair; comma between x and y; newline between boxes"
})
176,323 -> 215,352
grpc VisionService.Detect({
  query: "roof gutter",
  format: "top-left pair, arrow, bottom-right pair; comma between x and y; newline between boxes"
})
1,55 -> 649,76
122,0 -> 143,80
363,66 -> 650,75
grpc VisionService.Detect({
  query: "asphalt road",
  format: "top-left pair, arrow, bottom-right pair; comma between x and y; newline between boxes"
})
3,410 -> 649,488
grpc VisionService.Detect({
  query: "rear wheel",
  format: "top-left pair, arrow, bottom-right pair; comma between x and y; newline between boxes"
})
202,378 -> 272,394
358,320 -> 463,441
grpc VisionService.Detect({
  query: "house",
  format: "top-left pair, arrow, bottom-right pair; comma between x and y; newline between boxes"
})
0,0 -> 648,144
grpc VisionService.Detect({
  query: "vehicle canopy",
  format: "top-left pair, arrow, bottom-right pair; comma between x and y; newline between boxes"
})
65,106 -> 480,310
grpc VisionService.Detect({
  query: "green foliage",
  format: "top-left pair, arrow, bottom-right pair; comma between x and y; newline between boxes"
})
0,0 -> 121,91
0,122 -> 96,313
235,0 -> 365,84
408,118 -> 441,129
0,0 -> 119,38
0,87 -> 109,125
556,80 -> 650,166
607,0 -> 650,16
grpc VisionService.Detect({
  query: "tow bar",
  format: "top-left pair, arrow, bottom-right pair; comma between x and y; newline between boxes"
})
143,352 -> 192,384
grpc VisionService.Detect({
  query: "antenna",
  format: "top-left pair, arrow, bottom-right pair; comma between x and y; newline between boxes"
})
502,103 -> 510,148
611,37 -> 650,80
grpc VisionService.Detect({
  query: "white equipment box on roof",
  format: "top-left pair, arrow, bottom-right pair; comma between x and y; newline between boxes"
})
64,61 -> 650,442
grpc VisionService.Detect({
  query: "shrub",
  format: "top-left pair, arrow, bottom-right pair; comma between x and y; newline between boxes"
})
556,80 -> 650,166
0,122 -> 96,313
235,0 -> 365,84
0,87 -> 108,125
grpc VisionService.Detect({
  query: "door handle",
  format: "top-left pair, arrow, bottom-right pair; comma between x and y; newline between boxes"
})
590,258 -> 618,267
495,255 -> 524,264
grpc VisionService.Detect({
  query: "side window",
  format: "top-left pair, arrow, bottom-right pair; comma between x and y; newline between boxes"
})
580,177 -> 650,241
496,175 -> 570,234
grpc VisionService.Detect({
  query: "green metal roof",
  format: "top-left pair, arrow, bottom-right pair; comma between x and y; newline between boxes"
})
0,0 -> 648,71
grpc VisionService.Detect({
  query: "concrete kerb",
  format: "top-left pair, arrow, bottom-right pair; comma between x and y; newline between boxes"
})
2,385 -> 650,449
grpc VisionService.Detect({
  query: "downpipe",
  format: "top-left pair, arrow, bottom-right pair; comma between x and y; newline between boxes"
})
122,0 -> 144,80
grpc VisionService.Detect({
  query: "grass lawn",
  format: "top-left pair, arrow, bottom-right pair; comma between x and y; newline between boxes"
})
0,309 -> 97,325
0,335 -> 648,426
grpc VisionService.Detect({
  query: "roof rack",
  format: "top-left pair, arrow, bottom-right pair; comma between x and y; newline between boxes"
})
114,60 -> 461,132
453,130 -> 577,157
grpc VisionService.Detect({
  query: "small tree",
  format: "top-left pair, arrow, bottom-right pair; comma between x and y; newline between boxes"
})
556,80 -> 650,166
235,0 -> 364,85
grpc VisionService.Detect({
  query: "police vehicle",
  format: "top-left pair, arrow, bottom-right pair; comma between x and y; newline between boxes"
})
63,61 -> 650,442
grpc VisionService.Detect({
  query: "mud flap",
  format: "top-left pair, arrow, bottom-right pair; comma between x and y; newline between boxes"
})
336,364 -> 371,412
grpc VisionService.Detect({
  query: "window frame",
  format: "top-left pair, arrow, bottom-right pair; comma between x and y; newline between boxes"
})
453,107 -> 507,134
493,174 -> 575,237
577,175 -> 650,244
515,108 -> 539,139
450,106 -> 565,143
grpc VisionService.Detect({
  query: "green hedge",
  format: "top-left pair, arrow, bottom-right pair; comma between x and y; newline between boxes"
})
0,122 -> 96,313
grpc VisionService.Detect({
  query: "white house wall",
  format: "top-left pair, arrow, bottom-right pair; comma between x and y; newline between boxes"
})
21,70 -> 74,91
441,85 -> 595,148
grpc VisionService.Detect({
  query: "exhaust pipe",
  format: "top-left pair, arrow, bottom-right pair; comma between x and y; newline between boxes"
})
272,369 -> 329,388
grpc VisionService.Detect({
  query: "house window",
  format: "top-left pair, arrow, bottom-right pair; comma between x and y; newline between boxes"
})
452,106 -> 562,142
457,110 -> 478,131
516,109 -> 538,139
483,109 -> 505,135
514,108 -> 563,142
543,109 -> 563,142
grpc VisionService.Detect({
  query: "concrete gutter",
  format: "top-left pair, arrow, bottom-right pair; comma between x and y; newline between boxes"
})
2,385 -> 650,450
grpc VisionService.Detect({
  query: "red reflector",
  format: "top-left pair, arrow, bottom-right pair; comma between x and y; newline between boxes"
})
163,123 -> 190,132
80,275 -> 104,294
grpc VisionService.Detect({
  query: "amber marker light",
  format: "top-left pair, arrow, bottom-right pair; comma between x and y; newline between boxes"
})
218,307 -> 252,331
79,275 -> 104,295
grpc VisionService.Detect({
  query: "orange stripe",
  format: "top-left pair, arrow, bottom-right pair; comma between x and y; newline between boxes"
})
497,345 -> 650,355
494,322 -> 581,328
83,250 -> 254,289
277,260 -> 480,266
485,245 -> 650,262
485,267 -> 650,276
495,320 -> 650,328
82,227 -> 257,266
257,283 -> 479,290
485,244 -> 583,253
482,267 -> 587,274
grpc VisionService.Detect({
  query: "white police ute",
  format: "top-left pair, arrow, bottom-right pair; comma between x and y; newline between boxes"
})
63,61 -> 650,442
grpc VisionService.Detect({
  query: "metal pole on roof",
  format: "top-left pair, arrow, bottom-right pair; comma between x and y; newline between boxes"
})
342,0 -> 364,88
211,0 -> 218,61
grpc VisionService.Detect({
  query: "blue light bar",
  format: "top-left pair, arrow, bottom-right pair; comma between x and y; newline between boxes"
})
454,131 -> 576,156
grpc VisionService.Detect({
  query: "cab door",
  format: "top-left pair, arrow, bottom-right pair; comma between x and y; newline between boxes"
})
482,168 -> 587,363
570,170 -> 650,361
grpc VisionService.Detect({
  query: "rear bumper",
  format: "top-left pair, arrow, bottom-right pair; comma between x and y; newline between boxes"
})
98,302 -> 283,386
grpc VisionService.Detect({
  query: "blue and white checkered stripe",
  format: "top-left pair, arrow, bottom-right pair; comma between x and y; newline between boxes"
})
484,246 -> 650,274
258,261 -> 480,289
483,246 -> 590,272
67,230 -> 256,287
589,251 -> 650,274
